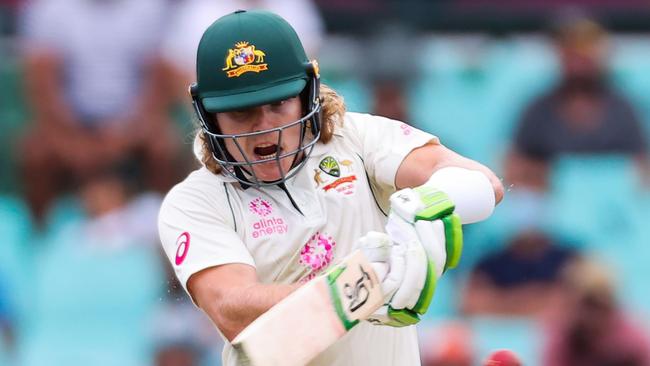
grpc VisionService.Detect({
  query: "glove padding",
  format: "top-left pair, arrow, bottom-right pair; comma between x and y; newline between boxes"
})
366,185 -> 463,327
356,231 -> 404,302
390,185 -> 463,271
356,228 -> 427,327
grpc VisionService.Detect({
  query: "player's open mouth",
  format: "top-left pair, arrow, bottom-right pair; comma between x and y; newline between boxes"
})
254,143 -> 281,160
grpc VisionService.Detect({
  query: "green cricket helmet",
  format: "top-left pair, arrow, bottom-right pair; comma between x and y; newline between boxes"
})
189,9 -> 321,187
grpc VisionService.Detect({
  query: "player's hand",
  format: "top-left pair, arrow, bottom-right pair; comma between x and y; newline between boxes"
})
356,231 -> 406,304
389,185 -> 463,273
368,186 -> 463,327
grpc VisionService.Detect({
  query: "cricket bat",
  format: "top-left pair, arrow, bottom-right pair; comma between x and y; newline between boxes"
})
232,249 -> 386,366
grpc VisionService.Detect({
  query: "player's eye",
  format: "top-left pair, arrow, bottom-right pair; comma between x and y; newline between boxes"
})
270,99 -> 287,107
229,109 -> 253,121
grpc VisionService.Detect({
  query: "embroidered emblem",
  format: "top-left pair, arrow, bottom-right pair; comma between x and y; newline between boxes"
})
340,159 -> 354,173
319,156 -> 340,177
300,232 -> 336,281
222,41 -> 268,78
249,197 -> 273,217
313,169 -> 325,187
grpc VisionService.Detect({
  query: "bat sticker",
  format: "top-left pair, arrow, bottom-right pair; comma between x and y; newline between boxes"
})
343,264 -> 373,312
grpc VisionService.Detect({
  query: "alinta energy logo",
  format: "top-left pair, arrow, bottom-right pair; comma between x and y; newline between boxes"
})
249,197 -> 288,239
249,197 -> 273,217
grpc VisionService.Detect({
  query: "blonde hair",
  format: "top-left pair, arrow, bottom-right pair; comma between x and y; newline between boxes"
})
198,83 -> 346,174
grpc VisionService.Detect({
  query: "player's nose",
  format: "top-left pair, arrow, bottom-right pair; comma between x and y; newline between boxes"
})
251,107 -> 279,132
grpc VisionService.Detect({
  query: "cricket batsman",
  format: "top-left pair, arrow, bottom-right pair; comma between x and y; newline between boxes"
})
158,9 -> 504,366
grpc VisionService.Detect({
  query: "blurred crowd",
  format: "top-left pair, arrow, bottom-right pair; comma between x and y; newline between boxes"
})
1,1 -> 650,366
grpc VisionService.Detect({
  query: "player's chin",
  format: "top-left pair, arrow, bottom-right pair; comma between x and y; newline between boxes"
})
252,158 -> 293,182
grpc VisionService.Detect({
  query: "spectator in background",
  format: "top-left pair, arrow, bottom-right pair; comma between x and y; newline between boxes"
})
18,0 -> 181,225
0,0 -> 20,35
461,230 -> 577,316
161,0 -> 324,101
544,258 -> 650,366
505,14 -> 648,191
365,25 -> 415,122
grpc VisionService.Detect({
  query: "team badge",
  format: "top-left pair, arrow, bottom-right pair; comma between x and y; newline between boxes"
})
222,41 -> 268,78
319,156 -> 340,177
315,156 -> 357,196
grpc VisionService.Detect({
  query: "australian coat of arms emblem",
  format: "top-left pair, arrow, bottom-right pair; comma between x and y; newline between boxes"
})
222,41 -> 268,78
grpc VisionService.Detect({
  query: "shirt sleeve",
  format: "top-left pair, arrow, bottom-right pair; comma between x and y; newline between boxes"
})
158,180 -> 254,296
344,112 -> 439,195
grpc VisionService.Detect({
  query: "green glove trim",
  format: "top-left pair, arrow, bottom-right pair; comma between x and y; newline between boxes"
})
387,306 -> 420,326
412,258 -> 437,315
442,213 -> 463,270
326,266 -> 359,331
413,186 -> 455,221
373,312 -> 410,327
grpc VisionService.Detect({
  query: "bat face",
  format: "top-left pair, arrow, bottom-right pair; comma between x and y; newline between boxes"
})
233,250 -> 385,366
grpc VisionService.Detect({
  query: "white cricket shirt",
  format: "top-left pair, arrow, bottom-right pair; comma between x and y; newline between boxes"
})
158,112 -> 438,366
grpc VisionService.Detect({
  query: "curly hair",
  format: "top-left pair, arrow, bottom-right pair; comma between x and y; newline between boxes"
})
196,83 -> 346,175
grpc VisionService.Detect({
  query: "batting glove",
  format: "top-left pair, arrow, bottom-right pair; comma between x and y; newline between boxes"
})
368,185 -> 463,327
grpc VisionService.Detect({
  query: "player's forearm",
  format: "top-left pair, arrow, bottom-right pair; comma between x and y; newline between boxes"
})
202,282 -> 301,341
397,143 -> 504,204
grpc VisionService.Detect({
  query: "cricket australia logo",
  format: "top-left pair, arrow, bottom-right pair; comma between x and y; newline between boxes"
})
315,156 -> 357,196
319,156 -> 341,177
222,41 -> 268,78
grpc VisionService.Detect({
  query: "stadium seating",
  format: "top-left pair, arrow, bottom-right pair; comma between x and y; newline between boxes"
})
0,196 -> 33,316
17,215 -> 165,366
548,155 -> 644,248
0,39 -> 28,194
409,36 -> 559,170
468,316 -> 542,366
547,154 -> 650,315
